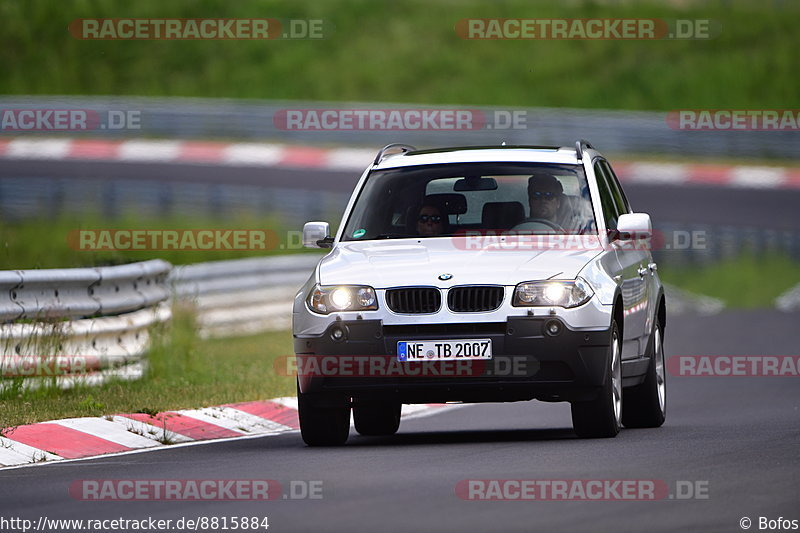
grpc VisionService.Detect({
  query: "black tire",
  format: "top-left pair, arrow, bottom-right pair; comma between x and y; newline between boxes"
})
571,319 -> 622,438
622,319 -> 667,428
297,381 -> 351,446
353,400 -> 401,436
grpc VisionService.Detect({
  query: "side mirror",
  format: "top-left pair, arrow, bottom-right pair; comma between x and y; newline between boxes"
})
615,213 -> 652,241
303,221 -> 333,248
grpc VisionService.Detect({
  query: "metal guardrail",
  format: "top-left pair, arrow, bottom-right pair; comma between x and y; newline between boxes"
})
0,260 -> 172,387
1,304 -> 170,389
0,253 -> 322,387
169,254 -> 321,338
0,259 -> 171,321
1,95 -> 798,159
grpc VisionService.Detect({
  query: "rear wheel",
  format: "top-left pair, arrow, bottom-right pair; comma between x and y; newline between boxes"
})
353,400 -> 401,436
297,381 -> 350,446
622,319 -> 666,428
571,320 -> 622,438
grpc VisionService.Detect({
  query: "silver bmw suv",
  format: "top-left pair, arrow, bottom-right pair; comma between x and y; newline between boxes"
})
293,141 -> 666,446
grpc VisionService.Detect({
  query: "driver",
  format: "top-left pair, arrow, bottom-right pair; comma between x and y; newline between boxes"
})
526,173 -> 563,223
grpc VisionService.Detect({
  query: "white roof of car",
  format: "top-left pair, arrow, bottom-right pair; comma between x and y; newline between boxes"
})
374,146 -> 587,170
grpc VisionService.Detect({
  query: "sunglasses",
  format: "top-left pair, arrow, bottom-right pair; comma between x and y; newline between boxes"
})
531,191 -> 559,200
418,214 -> 443,223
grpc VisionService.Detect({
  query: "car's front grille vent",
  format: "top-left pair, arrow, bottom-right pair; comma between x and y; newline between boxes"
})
447,286 -> 504,312
385,287 -> 441,314
384,323 -> 507,337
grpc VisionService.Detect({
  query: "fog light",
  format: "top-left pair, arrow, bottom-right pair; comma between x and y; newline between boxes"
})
544,319 -> 562,337
330,326 -> 346,342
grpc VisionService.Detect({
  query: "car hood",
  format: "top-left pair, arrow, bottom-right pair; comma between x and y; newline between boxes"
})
317,237 -> 603,288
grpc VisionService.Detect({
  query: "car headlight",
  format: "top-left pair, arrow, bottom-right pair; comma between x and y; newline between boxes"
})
512,278 -> 594,308
307,284 -> 378,314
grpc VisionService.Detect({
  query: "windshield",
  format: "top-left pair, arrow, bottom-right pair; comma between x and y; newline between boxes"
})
341,162 -> 596,241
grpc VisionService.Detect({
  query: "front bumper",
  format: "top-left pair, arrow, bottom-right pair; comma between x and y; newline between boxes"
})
294,318 -> 611,403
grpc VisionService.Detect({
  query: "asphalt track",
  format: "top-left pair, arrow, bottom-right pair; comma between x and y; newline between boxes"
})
0,309 -> 798,532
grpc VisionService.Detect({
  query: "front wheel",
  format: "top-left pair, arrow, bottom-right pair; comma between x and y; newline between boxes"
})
622,319 -> 666,428
297,381 -> 350,446
571,320 -> 622,438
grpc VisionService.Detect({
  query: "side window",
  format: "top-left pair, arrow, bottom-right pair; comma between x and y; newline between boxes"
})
593,161 -> 620,231
601,160 -> 630,214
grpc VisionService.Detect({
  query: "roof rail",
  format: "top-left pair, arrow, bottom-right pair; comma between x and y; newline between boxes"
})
373,143 -> 417,165
575,139 -> 594,160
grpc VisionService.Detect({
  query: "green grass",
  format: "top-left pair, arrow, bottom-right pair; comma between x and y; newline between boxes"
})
660,253 -> 800,308
0,213 -> 326,270
0,312 -> 295,429
1,0 -> 797,111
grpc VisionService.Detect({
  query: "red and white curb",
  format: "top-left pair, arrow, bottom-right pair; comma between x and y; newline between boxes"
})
0,399 -> 455,468
0,138 -> 376,173
1,138 -> 799,190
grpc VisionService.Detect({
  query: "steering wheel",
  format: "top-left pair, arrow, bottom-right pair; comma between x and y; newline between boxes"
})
511,218 -> 565,232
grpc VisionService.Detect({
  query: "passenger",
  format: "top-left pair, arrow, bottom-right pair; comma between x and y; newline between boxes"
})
416,203 -> 446,236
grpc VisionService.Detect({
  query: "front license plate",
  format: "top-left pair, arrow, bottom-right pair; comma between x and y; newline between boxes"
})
397,339 -> 492,361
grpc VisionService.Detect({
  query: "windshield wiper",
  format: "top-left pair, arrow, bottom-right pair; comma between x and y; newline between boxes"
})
373,233 -> 413,239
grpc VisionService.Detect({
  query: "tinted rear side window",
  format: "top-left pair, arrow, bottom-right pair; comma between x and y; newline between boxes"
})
601,160 -> 630,215
593,160 -> 620,231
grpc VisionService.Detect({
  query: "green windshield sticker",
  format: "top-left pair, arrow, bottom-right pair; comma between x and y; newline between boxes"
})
352,229 -> 366,238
